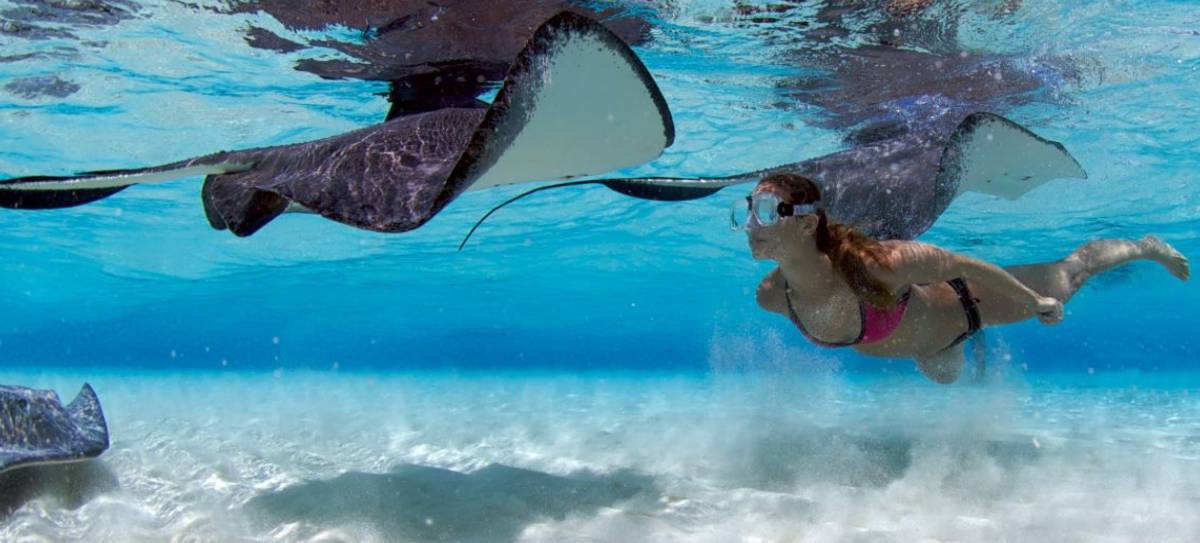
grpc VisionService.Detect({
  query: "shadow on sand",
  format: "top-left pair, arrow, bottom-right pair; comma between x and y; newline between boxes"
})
245,463 -> 656,542
728,425 -> 1042,491
0,460 -> 118,519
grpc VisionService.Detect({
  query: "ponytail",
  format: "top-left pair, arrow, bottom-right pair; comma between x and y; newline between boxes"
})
814,209 -> 896,309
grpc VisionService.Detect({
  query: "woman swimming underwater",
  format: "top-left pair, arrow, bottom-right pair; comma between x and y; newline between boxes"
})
741,173 -> 1191,384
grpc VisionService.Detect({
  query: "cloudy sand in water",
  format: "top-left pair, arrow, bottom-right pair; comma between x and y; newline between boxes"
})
2,0 -> 1200,541
1,369 -> 1198,542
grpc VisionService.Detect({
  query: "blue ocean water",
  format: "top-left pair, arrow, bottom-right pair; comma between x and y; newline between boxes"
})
1,1 -> 1198,541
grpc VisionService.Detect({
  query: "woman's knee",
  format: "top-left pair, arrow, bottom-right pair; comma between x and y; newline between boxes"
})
915,352 -> 963,384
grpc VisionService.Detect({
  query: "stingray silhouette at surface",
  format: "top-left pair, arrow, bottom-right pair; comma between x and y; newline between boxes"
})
230,0 -> 651,119
0,0 -> 647,102
1,5 -> 1086,243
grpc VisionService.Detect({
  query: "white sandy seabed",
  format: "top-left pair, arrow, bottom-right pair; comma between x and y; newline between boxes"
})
1,362 -> 1199,543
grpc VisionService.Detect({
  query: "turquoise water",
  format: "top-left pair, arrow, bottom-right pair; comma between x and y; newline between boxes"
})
1,0 -> 1199,541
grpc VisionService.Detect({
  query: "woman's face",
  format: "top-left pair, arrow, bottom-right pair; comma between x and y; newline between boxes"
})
746,213 -> 785,261
744,186 -> 817,260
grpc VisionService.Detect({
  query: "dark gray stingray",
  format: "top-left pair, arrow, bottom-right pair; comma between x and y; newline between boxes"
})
0,12 -> 677,237
462,112 -> 1086,246
0,383 -> 109,474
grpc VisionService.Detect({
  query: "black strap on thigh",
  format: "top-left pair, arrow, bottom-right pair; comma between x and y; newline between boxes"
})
945,278 -> 982,349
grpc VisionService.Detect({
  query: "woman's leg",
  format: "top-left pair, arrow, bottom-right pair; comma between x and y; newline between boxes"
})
976,236 -> 1189,325
915,343 -> 965,384
1008,236 -> 1188,300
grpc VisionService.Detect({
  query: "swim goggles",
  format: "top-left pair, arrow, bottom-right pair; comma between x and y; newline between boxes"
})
730,192 -> 818,230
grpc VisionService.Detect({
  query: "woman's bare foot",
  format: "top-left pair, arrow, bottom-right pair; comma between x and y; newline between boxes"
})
1141,235 -> 1190,281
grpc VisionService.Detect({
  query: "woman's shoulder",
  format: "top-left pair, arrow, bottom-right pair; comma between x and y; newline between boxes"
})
873,239 -> 933,255
866,240 -> 958,288
872,240 -> 954,267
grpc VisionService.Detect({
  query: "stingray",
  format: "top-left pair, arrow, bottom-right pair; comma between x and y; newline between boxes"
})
0,12 -> 676,236
0,383 -> 109,475
0,10 -> 1085,244
459,111 -> 1086,246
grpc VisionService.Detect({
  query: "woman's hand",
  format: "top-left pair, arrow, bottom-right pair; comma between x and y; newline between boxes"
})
1033,296 -> 1063,325
756,268 -> 788,314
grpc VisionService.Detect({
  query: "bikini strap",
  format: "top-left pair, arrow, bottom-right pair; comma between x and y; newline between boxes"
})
782,279 -> 863,348
945,278 -> 982,349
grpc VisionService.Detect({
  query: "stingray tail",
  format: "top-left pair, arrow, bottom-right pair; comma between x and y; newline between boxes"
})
942,112 -> 1087,201
457,174 -> 760,249
0,162 -> 253,210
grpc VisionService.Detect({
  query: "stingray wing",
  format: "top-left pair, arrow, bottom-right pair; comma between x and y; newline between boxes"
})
940,112 -> 1087,201
202,108 -> 485,235
211,10 -> 676,236
453,12 -> 674,194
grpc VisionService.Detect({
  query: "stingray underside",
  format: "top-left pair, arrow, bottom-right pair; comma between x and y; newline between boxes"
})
939,112 -> 1087,200
0,384 -> 109,474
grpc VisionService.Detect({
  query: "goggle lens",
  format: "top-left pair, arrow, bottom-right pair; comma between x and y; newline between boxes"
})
730,193 -> 819,231
731,193 -> 799,230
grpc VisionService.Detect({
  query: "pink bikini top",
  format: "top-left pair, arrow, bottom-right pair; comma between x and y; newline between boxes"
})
783,280 -> 911,347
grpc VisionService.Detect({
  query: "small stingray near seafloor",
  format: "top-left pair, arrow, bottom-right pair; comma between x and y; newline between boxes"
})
0,383 -> 109,475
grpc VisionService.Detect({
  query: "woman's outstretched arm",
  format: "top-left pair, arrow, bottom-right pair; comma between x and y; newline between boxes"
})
870,241 -> 1064,323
